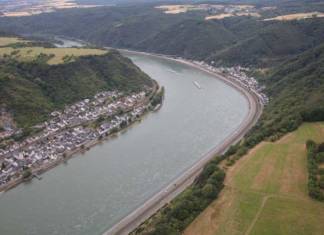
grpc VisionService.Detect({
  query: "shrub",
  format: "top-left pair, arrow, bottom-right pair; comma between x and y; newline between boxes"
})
306,139 -> 317,150
224,144 -> 239,157
318,143 -> 324,152
316,152 -> 324,163
319,178 -> 324,190
195,163 -> 219,185
226,159 -> 235,166
236,146 -> 249,157
22,168 -> 32,179
202,184 -> 218,199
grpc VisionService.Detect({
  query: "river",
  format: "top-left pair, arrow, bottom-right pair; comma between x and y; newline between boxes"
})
0,51 -> 249,235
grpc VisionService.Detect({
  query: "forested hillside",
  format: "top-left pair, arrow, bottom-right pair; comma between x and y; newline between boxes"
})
0,2 -> 324,67
0,0 -> 323,152
0,50 -> 153,128
245,42 -> 324,146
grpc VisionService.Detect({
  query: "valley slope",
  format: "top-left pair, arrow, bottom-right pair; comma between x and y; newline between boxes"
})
185,122 -> 324,235
0,37 -> 153,129
1,1 -> 324,67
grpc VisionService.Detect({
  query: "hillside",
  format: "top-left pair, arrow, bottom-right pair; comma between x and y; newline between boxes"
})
244,42 -> 324,147
0,1 -> 324,234
0,2 -> 324,66
206,18 -> 324,66
0,40 -> 153,129
185,122 -> 324,235
128,27 -> 324,235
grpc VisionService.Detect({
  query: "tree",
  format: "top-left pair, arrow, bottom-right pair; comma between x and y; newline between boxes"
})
236,146 -> 248,157
208,170 -> 225,186
202,184 -> 217,199
22,168 -> 32,179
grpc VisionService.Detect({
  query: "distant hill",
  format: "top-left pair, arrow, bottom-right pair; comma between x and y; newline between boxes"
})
0,43 -> 153,128
0,3 -> 324,67
206,18 -> 324,66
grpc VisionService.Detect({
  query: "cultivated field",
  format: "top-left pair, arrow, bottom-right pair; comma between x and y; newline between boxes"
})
0,37 -> 107,64
155,5 -> 197,14
0,37 -> 28,46
156,4 -> 256,15
264,12 -> 324,21
185,122 -> 324,235
205,12 -> 260,20
1,0 -> 99,17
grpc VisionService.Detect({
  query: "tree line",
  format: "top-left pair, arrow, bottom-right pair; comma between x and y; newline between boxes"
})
306,139 -> 324,201
132,153 -> 229,235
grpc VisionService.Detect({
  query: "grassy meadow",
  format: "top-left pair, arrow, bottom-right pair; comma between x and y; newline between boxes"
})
0,37 -> 107,64
184,122 -> 324,235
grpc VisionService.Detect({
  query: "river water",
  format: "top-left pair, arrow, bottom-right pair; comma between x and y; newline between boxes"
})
0,51 -> 248,235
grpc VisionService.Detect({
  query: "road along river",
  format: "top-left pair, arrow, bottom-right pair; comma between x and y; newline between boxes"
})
0,51 -> 259,235
104,51 -> 262,235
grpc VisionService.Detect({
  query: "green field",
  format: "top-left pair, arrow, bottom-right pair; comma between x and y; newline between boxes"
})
0,37 -> 107,64
185,123 -> 324,235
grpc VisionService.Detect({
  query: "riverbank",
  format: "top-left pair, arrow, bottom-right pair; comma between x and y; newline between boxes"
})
115,48 -> 265,109
103,50 -> 263,235
0,81 -> 162,193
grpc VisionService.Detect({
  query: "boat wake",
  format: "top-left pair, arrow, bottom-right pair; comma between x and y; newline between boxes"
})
166,69 -> 180,75
193,81 -> 202,89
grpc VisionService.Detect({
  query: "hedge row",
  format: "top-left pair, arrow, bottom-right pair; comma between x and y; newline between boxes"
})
306,140 -> 324,201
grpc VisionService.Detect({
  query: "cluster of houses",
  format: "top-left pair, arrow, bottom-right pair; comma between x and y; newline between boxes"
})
219,66 -> 269,105
0,90 -> 149,187
191,60 -> 269,105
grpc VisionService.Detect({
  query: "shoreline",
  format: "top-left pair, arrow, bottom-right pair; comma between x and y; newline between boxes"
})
0,80 -> 161,193
114,47 -> 263,106
103,49 -> 263,235
0,44 -> 262,234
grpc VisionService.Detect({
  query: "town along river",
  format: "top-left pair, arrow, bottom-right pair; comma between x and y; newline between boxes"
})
0,51 -> 249,235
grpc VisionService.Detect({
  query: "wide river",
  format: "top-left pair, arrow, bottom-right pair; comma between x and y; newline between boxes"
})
0,51 -> 249,235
